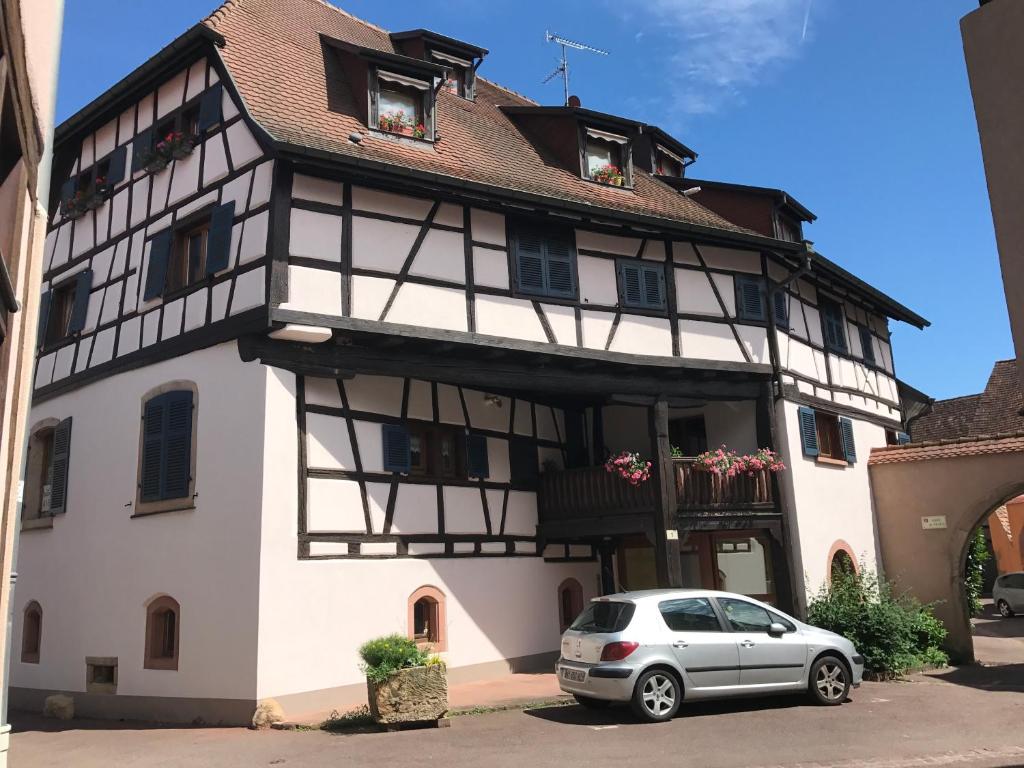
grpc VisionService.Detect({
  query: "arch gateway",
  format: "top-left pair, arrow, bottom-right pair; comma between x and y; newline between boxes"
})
869,433 -> 1024,663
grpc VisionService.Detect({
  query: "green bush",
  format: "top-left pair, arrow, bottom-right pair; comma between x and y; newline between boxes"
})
964,528 -> 990,617
806,566 -> 948,678
358,634 -> 440,684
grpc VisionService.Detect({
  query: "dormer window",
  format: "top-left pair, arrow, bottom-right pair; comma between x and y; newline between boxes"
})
776,214 -> 802,243
373,70 -> 431,140
431,50 -> 474,99
585,128 -> 630,187
655,146 -> 685,177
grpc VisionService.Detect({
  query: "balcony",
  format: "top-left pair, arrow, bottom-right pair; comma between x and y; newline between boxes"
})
537,458 -> 775,533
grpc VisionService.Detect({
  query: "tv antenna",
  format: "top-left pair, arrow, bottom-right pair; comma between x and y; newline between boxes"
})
542,31 -> 608,106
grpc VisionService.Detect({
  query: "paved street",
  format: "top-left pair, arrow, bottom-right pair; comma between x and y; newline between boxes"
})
11,663 -> 1024,768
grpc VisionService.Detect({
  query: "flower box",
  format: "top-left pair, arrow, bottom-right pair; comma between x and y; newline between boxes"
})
378,111 -> 427,139
366,664 -> 448,726
592,163 -> 625,187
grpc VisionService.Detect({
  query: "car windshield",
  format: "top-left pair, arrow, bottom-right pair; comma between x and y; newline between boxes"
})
569,601 -> 635,633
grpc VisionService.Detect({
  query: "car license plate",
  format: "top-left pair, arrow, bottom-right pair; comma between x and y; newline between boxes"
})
561,668 -> 586,683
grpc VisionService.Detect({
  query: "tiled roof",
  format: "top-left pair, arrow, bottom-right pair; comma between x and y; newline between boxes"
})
910,359 -> 1024,442
869,432 -> 1024,465
202,0 -> 752,235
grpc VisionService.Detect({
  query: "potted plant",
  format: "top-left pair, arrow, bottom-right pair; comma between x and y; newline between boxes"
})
155,130 -> 194,161
63,182 -> 106,220
694,446 -> 786,477
604,450 -> 652,485
359,634 -> 447,728
592,164 -> 625,186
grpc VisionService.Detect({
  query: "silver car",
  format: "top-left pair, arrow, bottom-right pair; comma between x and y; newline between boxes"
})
993,572 -> 1024,617
557,589 -> 864,722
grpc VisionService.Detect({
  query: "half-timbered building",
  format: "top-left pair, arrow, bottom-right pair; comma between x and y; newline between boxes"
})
11,0 -> 928,724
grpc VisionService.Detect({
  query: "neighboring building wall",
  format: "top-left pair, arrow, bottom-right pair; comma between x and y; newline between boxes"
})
989,496 -> 1024,575
963,1 -> 1024,398
38,57 -> 269,394
255,366 -> 599,715
777,400 -> 888,609
10,343 -> 266,722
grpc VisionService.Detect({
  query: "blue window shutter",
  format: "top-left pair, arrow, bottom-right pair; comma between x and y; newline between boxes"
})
143,229 -> 173,300
466,433 -> 489,479
205,202 -> 236,275
163,391 -> 194,499
140,396 -> 167,502
773,290 -> 789,329
641,265 -> 665,309
48,417 -> 72,515
67,269 -> 93,334
839,417 -> 856,464
619,262 -> 643,306
543,238 -> 575,297
36,290 -> 50,348
735,276 -> 765,321
859,326 -> 876,364
897,431 -> 910,445
131,128 -> 153,172
197,84 -> 224,135
797,406 -> 819,458
105,145 -> 128,187
382,424 -> 411,473
515,231 -> 545,293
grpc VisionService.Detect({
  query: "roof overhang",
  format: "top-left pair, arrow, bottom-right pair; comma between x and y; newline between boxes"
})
640,125 -> 697,162
672,177 -> 816,222
500,105 -> 643,134
389,28 -> 489,59
54,24 -> 225,150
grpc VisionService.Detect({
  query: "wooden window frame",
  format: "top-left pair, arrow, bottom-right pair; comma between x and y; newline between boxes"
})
508,221 -> 578,301
582,128 -> 632,188
44,278 -> 76,347
557,578 -> 584,632
369,68 -> 435,143
655,147 -> 684,177
616,259 -> 666,311
814,411 -> 845,463
408,585 -> 447,651
402,423 -> 467,481
165,218 -> 211,295
820,296 -> 849,354
144,595 -> 180,671
21,601 -> 41,664
86,656 -> 118,694
859,325 -> 876,365
134,382 -> 199,517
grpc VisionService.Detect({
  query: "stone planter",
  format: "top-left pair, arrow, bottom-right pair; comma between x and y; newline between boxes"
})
366,664 -> 448,726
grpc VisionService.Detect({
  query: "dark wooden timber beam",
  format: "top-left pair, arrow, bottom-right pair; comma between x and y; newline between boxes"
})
649,399 -> 683,588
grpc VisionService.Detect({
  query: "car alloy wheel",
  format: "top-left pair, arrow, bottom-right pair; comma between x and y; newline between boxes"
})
816,660 -> 847,702
632,670 -> 680,722
997,599 -> 1015,618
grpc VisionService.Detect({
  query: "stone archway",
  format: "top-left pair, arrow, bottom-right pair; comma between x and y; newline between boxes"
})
868,434 -> 1024,663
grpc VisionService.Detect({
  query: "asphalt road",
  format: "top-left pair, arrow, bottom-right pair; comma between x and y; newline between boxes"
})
10,665 -> 1024,768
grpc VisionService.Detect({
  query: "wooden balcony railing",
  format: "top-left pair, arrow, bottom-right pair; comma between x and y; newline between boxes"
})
673,458 -> 773,509
538,465 -> 656,522
537,458 -> 775,525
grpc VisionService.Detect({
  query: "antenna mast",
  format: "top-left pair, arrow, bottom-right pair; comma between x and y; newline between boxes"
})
542,31 -> 608,106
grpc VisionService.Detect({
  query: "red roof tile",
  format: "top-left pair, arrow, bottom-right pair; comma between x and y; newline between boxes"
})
910,359 -> 1024,442
869,433 -> 1024,465
203,0 -> 751,234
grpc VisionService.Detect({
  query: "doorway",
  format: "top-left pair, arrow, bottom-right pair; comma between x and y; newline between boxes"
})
680,530 -> 776,604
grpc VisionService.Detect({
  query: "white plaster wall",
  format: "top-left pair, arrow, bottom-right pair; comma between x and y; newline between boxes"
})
12,344 -> 266,700
775,399 -> 886,610
255,369 -> 599,703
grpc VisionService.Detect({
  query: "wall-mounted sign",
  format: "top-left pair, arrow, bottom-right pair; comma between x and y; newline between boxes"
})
666,529 -> 679,540
921,516 -> 947,530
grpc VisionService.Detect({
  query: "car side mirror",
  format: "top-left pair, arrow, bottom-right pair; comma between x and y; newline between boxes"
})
768,622 -> 789,636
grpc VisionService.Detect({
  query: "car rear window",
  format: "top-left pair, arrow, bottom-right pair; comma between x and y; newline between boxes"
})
569,601 -> 635,633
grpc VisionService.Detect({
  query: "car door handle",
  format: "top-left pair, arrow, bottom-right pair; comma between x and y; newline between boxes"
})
672,640 -> 688,648
741,640 -> 756,648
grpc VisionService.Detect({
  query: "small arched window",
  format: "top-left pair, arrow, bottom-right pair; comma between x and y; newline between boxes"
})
407,586 -> 447,651
21,601 -> 42,663
144,596 -> 180,670
557,578 -> 584,632
828,541 -> 858,582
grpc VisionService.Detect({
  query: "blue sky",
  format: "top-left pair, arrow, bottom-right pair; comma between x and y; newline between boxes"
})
57,0 -> 1004,399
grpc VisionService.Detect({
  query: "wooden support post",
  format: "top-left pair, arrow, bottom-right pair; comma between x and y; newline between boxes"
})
649,399 -> 682,588
756,380 -> 797,615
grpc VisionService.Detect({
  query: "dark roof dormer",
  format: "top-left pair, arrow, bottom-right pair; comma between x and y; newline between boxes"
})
322,35 -> 447,142
662,177 -> 816,242
501,105 -> 642,190
634,126 -> 697,178
390,29 -> 487,100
